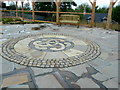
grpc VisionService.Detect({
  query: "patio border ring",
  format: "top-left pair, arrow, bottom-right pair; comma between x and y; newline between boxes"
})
1,33 -> 101,68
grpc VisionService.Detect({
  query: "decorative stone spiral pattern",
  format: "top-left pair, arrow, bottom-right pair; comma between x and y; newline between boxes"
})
1,33 -> 101,68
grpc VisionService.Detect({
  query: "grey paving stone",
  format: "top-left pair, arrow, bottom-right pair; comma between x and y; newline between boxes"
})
99,52 -> 109,60
44,52 -> 68,60
14,63 -> 26,69
2,61 -> 14,74
99,52 -> 118,61
0,63 -> 2,75
0,55 -> 2,74
8,85 -> 29,88
31,67 -> 53,75
75,77 -> 100,88
96,60 -> 118,79
92,73 -> 109,82
35,74 -> 63,88
60,63 -> 90,76
103,78 -> 118,88
87,58 -> 111,70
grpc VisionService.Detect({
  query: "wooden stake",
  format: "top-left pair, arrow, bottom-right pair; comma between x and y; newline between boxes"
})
56,3 -> 60,24
16,1 -> 18,18
21,1 -> 24,20
106,0 -> 118,29
32,2 -> 35,21
90,0 -> 96,28
54,0 -> 62,24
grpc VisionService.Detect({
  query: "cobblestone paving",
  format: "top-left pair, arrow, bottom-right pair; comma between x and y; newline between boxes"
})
0,24 -> 119,89
1,33 -> 100,68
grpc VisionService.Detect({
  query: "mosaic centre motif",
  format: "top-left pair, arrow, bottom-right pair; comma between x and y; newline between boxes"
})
29,38 -> 74,52
1,33 -> 101,68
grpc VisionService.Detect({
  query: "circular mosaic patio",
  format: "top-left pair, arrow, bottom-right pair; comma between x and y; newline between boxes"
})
1,33 -> 101,68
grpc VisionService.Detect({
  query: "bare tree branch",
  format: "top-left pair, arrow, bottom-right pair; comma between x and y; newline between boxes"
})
89,0 -> 93,5
113,0 -> 118,6
54,0 -> 62,6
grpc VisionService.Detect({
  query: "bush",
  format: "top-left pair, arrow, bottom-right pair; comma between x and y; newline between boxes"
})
3,18 -> 14,22
112,6 -> 120,24
14,18 -> 22,21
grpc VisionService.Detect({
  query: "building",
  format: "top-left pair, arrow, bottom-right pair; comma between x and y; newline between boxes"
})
0,2 -> 6,10
85,13 -> 108,22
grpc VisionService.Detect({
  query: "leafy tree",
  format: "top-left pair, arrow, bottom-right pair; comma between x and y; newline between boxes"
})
24,1 -> 30,10
60,2 -> 77,12
75,3 -> 92,20
34,2 -> 56,11
34,0 -> 77,12
112,5 -> 120,23
75,3 -> 92,13
6,1 -> 16,10
96,7 -> 108,13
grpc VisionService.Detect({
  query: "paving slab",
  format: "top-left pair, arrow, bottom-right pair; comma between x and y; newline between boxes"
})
2,61 -> 14,74
31,67 -> 53,76
60,63 -> 90,76
35,74 -> 63,88
75,77 -> 100,88
1,73 -> 29,88
103,78 -> 118,88
8,85 -> 29,88
14,63 -> 26,69
87,58 -> 111,70
92,73 -> 110,82
96,60 -> 118,79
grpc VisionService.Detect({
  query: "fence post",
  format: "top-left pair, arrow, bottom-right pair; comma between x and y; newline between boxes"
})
106,1 -> 113,29
32,1 -> 35,21
106,0 -> 114,29
106,0 -> 118,29
56,4 -> 60,24
90,0 -> 96,28
54,0 -> 62,25
21,1 -> 24,20
16,1 -> 18,18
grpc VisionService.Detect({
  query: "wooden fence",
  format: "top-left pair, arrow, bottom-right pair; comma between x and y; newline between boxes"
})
0,0 -> 119,29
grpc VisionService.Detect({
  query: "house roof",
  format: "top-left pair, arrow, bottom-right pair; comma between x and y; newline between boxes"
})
0,3 -> 6,8
85,13 -> 108,22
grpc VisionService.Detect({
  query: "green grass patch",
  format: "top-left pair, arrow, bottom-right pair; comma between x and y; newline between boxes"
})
1,18 -> 44,24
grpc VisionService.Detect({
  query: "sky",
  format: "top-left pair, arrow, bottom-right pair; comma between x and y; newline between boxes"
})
74,0 -> 119,7
4,0 -> 120,8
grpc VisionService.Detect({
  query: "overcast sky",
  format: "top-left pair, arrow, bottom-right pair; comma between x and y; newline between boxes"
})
74,0 -> 119,7
4,0 -> 120,8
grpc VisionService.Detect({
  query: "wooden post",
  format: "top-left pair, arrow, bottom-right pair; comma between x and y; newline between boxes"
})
0,2 -> 2,20
90,0 -> 96,28
56,3 -> 60,24
106,0 -> 118,29
16,1 -> 18,18
21,1 -> 24,20
32,1 -> 35,21
54,0 -> 62,24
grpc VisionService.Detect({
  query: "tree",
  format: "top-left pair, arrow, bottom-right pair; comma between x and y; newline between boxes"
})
60,2 -> 77,12
24,1 -> 30,10
112,5 -> 120,23
96,7 -> 108,13
6,1 -> 16,10
34,0 -> 77,12
75,3 -> 92,20
34,2 -> 56,11
75,3 -> 92,13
